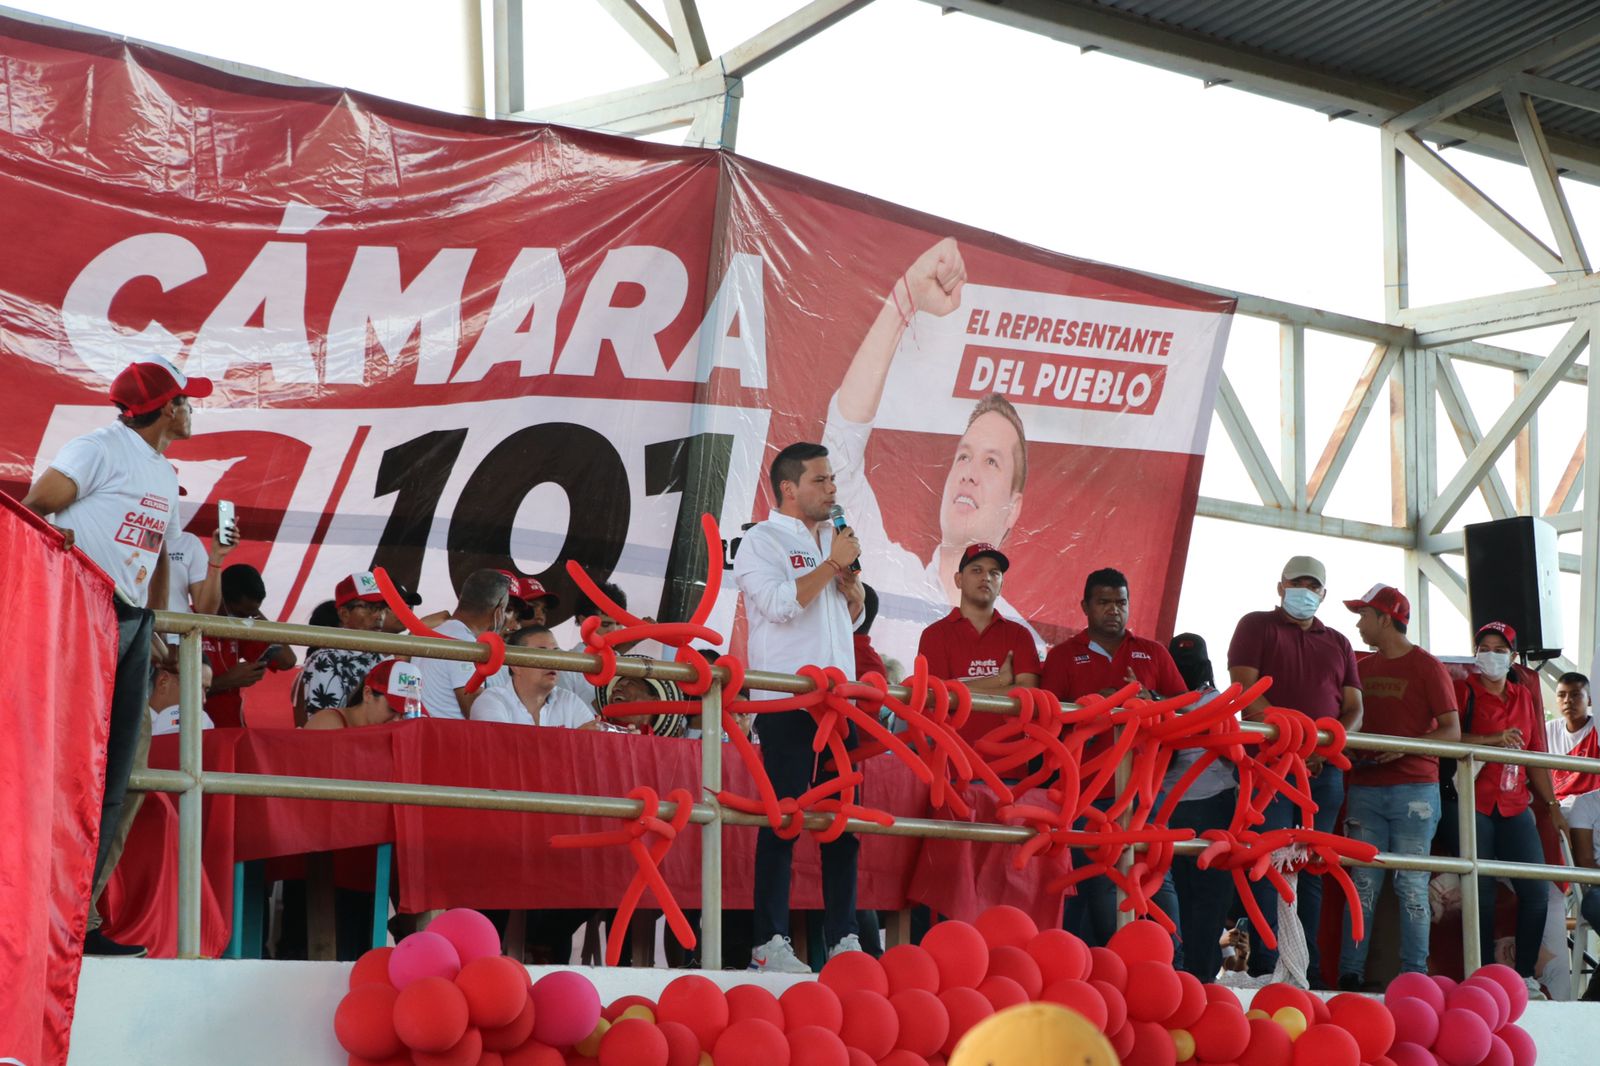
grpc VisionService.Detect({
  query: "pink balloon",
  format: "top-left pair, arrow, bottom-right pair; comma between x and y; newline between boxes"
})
1430,974 -> 1458,998
1386,997 -> 1440,1050
1480,1034 -> 1514,1066
1497,1024 -> 1537,1066
1470,964 -> 1529,1023
427,908 -> 503,965
1459,977 -> 1510,1031
1445,984 -> 1499,1030
388,931 -> 461,990
1387,1043 -> 1439,1066
530,970 -> 602,1048
1432,1008 -> 1490,1066
1386,973 -> 1445,1015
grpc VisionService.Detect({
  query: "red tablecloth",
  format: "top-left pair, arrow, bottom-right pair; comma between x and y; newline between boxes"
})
101,721 -> 1077,956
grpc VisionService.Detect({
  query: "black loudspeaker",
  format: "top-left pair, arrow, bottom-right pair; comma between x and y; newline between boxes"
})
1463,516 -> 1563,661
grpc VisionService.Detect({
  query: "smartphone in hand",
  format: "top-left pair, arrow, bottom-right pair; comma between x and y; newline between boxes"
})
216,500 -> 238,546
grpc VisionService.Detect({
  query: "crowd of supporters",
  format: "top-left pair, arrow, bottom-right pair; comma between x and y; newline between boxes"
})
16,361 -> 1600,999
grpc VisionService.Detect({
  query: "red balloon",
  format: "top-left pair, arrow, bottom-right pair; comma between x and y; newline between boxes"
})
1111,1022 -> 1137,1059
394,976 -> 471,1053
1498,1024 -> 1536,1066
1385,997 -> 1439,1050
974,904 -> 1039,950
889,988 -> 949,1057
837,989 -> 898,1060
1170,971 -> 1208,1029
1124,960 -> 1182,1023
726,984 -> 786,1029
780,980 -> 844,1034
657,974 -> 729,1050
878,1053 -> 928,1066
1327,992 -> 1395,1061
427,908 -> 503,965
1291,1024 -> 1360,1066
1089,946 -> 1129,991
501,1040 -> 564,1066
1308,994 -> 1331,1026
820,950 -> 889,998
713,1019 -> 792,1066
1387,1043 -> 1438,1066
1384,973 -> 1445,1016
1446,984 -> 1499,1031
412,1026 -> 482,1066
788,1024 -> 850,1066
350,947 -> 396,989
481,994 -> 536,1051
529,972 -> 601,1048
1468,964 -> 1527,1023
456,956 -> 529,1030
1190,1001 -> 1250,1063
1203,983 -> 1242,1008
1039,979 -> 1108,1031
845,1050 -> 875,1066
923,920 -> 990,992
603,995 -> 657,1023
569,1057 -> 600,1066
1093,979 -> 1128,1035
1433,1008 -> 1491,1066
938,987 -> 994,1057
599,1018 -> 668,1066
656,1020 -> 701,1066
1252,983 -> 1316,1021
977,975 -> 1029,1012
1237,1016 -> 1292,1066
1123,1021 -> 1178,1066
346,1055 -> 410,1066
334,983 -> 401,1060
1027,928 -> 1093,985
881,944 -> 942,995
985,945 -> 1044,999
1109,919 -> 1176,967
480,1054 -> 504,1066
1461,976 -> 1510,1031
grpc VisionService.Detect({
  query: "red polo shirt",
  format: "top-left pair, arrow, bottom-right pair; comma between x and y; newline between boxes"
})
1227,608 -> 1360,722
1041,630 -> 1188,704
918,608 -> 1042,743
1455,673 -> 1546,817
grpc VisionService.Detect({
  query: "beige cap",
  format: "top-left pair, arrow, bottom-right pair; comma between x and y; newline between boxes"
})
1281,555 -> 1326,584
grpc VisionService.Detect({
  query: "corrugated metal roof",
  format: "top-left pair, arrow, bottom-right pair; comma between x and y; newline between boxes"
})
934,0 -> 1600,181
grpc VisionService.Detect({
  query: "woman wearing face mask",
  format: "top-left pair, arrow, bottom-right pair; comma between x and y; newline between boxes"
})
1454,621 -> 1566,991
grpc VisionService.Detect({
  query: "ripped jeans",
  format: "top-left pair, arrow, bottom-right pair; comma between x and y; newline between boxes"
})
1338,782 -> 1441,977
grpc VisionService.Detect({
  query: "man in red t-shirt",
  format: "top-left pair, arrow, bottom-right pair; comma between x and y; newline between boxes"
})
1337,584 -> 1461,988
1041,566 -> 1187,946
917,543 -> 1040,744
203,563 -> 296,728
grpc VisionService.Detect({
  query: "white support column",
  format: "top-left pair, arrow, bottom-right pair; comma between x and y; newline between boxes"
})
1503,88 -> 1589,274
1382,129 -> 1409,320
1513,368 -> 1540,516
1280,324 -> 1307,510
1433,353 -> 1517,520
1581,313 -> 1600,674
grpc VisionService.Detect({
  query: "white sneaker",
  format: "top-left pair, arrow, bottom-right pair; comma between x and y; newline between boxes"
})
827,934 -> 864,959
749,934 -> 811,974
1525,976 -> 1548,1001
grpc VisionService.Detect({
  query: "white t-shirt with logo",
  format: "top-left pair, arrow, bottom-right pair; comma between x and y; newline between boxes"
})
416,618 -> 509,719
1547,716 -> 1595,757
471,685 -> 596,729
47,422 -> 180,606
165,530 -> 209,611
150,703 -> 216,736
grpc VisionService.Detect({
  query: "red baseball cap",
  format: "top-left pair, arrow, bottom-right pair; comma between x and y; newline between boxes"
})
1343,583 -> 1410,626
1475,620 -> 1518,649
362,659 -> 421,715
335,571 -> 386,608
959,543 -> 1010,572
109,356 -> 213,416
499,570 -> 558,607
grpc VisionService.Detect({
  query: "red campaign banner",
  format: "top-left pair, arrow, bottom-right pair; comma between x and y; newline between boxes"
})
0,16 -> 1234,681
0,494 -> 117,1066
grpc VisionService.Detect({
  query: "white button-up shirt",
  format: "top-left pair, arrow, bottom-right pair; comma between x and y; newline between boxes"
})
735,511 -> 856,679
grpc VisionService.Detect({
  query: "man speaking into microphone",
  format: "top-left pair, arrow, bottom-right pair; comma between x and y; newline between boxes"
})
735,441 -> 866,972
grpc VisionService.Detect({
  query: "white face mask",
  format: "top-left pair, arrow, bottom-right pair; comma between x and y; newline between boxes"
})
1281,586 -> 1322,620
1476,649 -> 1512,681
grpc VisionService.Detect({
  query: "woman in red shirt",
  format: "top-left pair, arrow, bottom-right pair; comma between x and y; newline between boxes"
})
1454,622 -> 1566,986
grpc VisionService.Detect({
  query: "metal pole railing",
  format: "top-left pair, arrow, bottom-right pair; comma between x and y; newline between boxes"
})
144,612 -> 1600,966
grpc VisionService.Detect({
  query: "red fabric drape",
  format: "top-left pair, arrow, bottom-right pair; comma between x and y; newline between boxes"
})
0,494 -> 117,1066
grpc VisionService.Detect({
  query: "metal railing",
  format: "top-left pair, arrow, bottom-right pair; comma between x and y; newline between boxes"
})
133,611 -> 1600,980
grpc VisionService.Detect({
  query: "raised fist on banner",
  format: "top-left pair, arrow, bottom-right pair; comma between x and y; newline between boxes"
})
902,236 -> 968,318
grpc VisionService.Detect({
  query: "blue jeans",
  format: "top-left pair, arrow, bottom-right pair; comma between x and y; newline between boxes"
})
1249,765 -> 1343,980
1170,789 -> 1239,981
1338,782 -> 1441,977
1476,808 -> 1548,977
1063,798 -> 1183,965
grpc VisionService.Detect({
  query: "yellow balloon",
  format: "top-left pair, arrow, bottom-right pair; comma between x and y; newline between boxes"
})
1171,1028 -> 1196,1062
949,1002 -> 1121,1066
575,1016 -> 611,1057
1272,1005 -> 1308,1040
1245,1009 -> 1270,1021
619,1004 -> 656,1024
698,1055 -> 713,1066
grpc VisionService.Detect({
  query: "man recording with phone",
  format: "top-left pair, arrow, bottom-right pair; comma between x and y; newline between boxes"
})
734,441 -> 865,972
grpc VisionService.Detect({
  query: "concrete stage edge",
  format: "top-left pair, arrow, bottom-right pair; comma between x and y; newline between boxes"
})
69,959 -> 1600,1065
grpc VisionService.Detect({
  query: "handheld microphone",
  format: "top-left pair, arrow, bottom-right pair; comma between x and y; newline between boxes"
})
828,504 -> 862,572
